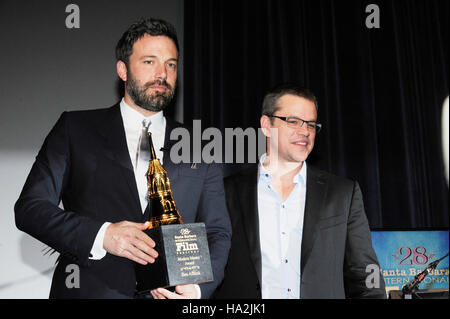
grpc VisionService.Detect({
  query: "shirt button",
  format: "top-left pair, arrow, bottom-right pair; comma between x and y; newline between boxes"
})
287,288 -> 291,292
285,259 -> 288,263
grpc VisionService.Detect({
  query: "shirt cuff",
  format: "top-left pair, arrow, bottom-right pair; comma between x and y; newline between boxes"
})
89,222 -> 111,260
194,284 -> 201,299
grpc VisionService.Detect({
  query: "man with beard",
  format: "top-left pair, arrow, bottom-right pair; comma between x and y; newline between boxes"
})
14,18 -> 231,299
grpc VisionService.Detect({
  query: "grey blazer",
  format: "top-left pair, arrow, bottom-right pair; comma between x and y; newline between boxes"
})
214,165 -> 386,299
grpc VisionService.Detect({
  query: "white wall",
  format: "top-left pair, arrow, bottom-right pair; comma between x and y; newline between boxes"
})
0,151 -> 59,298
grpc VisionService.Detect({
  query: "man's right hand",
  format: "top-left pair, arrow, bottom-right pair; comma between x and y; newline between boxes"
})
103,221 -> 158,265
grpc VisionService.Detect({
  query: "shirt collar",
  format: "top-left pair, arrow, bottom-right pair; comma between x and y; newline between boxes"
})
258,153 -> 307,186
119,98 -> 165,131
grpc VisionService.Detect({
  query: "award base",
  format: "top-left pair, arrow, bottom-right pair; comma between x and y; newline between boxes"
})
135,223 -> 213,294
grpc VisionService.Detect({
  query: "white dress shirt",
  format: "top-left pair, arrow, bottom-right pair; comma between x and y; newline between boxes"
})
257,154 -> 306,299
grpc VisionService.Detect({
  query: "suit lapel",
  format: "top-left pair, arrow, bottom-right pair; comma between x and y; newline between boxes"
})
238,167 -> 262,285
97,104 -> 141,216
301,165 -> 327,275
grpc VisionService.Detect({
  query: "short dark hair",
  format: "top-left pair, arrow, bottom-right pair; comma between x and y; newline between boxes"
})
115,17 -> 179,67
262,84 -> 319,118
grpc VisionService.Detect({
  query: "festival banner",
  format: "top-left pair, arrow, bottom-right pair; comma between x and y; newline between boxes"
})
371,230 -> 449,294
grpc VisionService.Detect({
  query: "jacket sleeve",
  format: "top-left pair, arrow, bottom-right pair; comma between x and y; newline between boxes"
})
195,163 -> 232,298
14,112 -> 103,267
343,181 -> 386,298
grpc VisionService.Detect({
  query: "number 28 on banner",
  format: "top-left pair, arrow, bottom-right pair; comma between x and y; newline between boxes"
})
393,246 -> 435,266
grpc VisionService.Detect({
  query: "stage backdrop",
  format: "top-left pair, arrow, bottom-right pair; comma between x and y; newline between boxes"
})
0,0 -> 184,298
184,0 -> 449,229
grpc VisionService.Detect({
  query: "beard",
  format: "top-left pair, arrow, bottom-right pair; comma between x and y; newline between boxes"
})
125,72 -> 176,112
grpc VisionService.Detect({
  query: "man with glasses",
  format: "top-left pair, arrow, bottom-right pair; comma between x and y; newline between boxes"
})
214,84 -> 385,299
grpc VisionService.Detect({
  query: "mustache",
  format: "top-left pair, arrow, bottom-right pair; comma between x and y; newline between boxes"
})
144,79 -> 172,91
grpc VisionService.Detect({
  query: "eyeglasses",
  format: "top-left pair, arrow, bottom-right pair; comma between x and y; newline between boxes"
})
268,115 -> 322,133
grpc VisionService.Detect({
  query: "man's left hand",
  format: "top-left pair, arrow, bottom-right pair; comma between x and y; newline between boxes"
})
151,284 -> 198,299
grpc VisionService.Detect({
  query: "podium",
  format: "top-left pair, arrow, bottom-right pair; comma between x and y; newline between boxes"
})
389,289 -> 449,299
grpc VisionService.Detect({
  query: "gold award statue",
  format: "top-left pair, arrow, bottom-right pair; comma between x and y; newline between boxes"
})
145,132 -> 183,228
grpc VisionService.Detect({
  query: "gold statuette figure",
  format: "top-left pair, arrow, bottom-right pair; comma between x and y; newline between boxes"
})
146,132 -> 184,228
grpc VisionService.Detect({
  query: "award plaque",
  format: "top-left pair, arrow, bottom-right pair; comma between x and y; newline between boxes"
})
136,223 -> 213,293
135,132 -> 213,294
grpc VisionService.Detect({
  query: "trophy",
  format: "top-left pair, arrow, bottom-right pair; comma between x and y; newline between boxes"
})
135,132 -> 213,294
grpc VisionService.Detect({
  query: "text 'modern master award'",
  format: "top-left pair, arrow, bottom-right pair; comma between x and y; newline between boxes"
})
135,132 -> 213,294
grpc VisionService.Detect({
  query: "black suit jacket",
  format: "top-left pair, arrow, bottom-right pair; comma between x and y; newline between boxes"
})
214,165 -> 386,299
14,104 -> 232,299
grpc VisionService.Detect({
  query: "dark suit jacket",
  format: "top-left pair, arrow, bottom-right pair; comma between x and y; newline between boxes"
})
213,165 -> 386,299
14,104 -> 232,299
